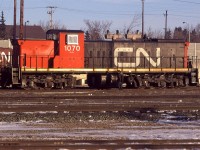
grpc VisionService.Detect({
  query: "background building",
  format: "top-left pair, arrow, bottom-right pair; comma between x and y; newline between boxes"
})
5,25 -> 46,40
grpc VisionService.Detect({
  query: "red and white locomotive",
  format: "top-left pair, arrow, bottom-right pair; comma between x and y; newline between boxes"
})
0,29 -> 198,89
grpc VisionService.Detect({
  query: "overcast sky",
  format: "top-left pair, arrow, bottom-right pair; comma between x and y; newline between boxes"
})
0,0 -> 199,33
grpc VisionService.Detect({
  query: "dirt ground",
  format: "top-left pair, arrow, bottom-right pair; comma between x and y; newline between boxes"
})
0,87 -> 199,141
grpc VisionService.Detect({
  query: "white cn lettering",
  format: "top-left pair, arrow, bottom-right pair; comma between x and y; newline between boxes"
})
114,48 -> 160,67
0,52 -> 11,63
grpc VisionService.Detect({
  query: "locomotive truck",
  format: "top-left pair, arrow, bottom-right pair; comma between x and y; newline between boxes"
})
0,29 -> 198,89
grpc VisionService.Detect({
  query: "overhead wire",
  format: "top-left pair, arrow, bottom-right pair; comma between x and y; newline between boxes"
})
1,0 -> 194,18
23,6 -> 198,19
56,7 -> 200,19
172,0 -> 200,5
1,1 -> 199,21
0,5 -> 198,19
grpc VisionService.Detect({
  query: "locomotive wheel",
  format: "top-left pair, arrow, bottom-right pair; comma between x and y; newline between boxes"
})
166,75 -> 174,88
127,75 -> 134,84
127,75 -> 137,88
45,76 -> 54,89
110,75 -> 118,88
178,79 -> 184,87
46,81 -> 54,89
177,76 -> 184,87
118,81 -> 123,89
145,81 -> 150,88
24,77 -> 36,89
143,75 -> 151,88
168,76 -> 179,88
135,76 -> 143,88
160,81 -> 166,88
66,78 -> 74,89
132,79 -> 138,88
93,74 -> 101,89
27,80 -> 36,89
99,75 -> 107,89
174,79 -> 179,87
105,73 -> 112,88
87,74 -> 95,88
184,77 -> 189,87
88,74 -> 110,89
158,75 -> 166,88
117,73 -> 124,89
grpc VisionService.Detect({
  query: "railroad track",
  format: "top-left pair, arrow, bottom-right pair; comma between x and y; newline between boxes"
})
0,139 -> 200,149
0,102 -> 200,112
0,94 -> 200,112
0,89 -> 199,149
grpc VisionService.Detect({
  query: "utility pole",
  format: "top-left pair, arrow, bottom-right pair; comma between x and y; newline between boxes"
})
141,0 -> 145,38
20,0 -> 24,39
164,10 -> 168,39
47,6 -> 56,29
13,0 -> 17,39
183,22 -> 190,42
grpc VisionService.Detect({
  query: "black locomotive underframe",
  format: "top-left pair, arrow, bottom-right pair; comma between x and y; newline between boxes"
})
9,68 -> 198,89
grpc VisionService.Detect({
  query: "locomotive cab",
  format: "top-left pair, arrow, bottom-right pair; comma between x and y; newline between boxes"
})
9,30 -> 85,88
49,30 -> 85,68
14,30 -> 85,69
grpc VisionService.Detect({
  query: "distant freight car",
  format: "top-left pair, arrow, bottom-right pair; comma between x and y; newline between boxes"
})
0,47 -> 12,67
0,47 -> 12,87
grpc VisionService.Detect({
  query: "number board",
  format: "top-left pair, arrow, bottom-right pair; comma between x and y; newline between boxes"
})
66,34 -> 79,45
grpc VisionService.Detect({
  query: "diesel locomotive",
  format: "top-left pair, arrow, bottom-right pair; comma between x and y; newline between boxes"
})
0,29 -> 198,89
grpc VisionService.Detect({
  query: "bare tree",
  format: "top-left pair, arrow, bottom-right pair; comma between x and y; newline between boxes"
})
146,27 -> 153,38
195,24 -> 200,33
145,27 -> 164,39
173,27 -> 184,40
38,20 -> 49,32
195,24 -> 200,42
122,15 -> 141,34
53,20 -> 67,30
154,29 -> 164,39
165,29 -> 172,39
38,20 -> 67,32
84,20 -> 112,40
190,29 -> 198,42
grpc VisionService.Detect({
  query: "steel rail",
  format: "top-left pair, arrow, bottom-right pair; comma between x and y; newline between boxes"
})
0,139 -> 200,149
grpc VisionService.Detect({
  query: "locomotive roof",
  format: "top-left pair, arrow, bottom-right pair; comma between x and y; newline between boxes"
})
85,39 -> 186,43
46,29 -> 84,34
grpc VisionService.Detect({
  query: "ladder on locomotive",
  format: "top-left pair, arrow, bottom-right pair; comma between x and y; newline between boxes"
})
12,67 -> 22,88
